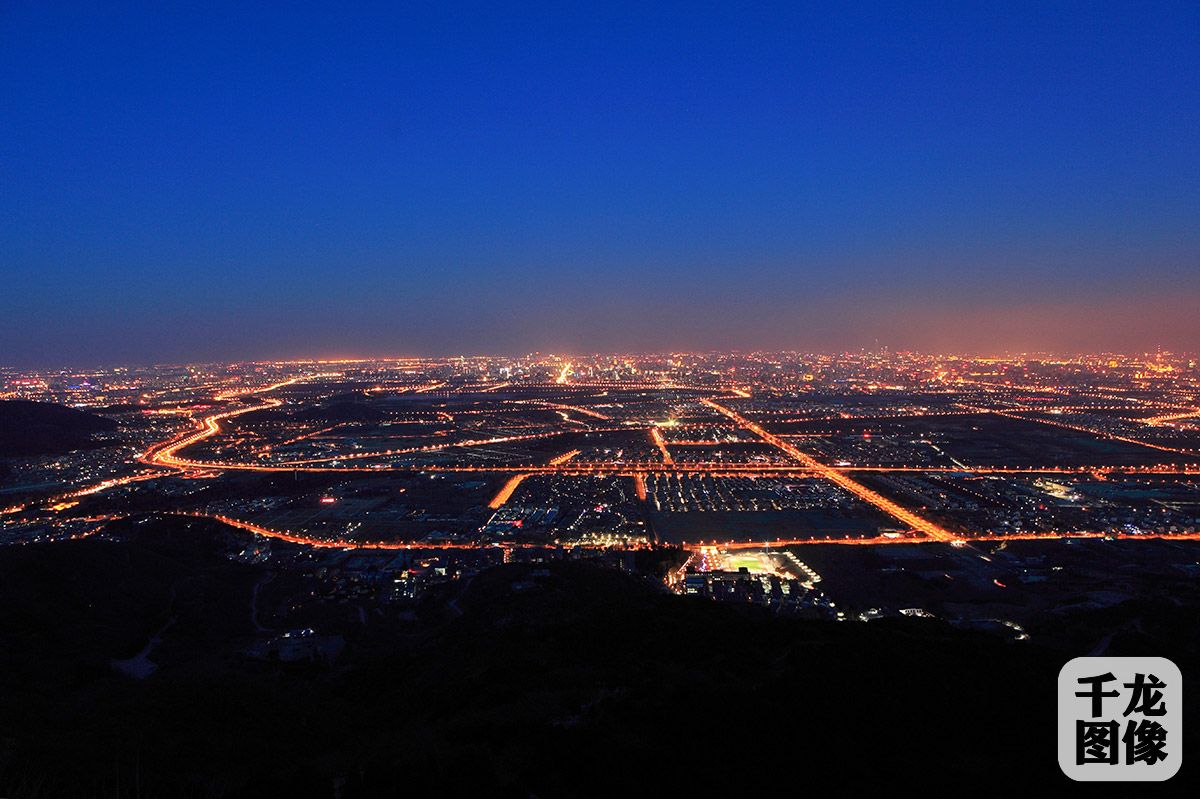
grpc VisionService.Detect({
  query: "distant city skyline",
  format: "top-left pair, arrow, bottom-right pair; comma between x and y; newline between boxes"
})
3,2 -> 1198,366
5,340 -> 1200,373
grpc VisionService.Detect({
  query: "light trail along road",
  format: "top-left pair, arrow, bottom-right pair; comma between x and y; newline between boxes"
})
700,397 -> 961,543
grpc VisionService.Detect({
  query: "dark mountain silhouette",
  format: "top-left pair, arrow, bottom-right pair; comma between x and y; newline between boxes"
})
0,400 -> 117,456
2,517 -> 1192,797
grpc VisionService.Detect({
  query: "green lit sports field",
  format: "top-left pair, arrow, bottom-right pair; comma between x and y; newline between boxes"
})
721,552 -> 772,573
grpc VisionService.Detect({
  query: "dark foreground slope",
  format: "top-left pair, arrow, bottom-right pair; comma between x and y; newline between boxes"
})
0,524 -> 1194,798
0,400 -> 117,456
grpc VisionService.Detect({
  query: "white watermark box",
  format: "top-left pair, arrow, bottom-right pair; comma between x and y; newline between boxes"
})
1058,656 -> 1182,781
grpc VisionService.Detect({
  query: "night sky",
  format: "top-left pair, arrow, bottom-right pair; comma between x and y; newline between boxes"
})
2,1 -> 1198,366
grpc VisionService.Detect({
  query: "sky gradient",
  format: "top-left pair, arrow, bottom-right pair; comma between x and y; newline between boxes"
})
2,1 -> 1199,366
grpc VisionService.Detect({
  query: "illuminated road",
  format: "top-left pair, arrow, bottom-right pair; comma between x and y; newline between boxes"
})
532,400 -> 611,420
986,408 -> 1199,457
264,428 -> 613,467
0,470 -> 167,516
1142,409 -> 1200,426
678,529 -> 1200,552
175,511 -> 645,551
633,474 -> 647,501
649,426 -> 673,464
143,395 -> 284,469
700,397 -> 961,543
488,474 -> 528,509
547,449 -> 582,465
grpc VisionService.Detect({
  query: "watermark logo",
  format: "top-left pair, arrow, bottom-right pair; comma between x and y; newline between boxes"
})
1058,656 -> 1182,781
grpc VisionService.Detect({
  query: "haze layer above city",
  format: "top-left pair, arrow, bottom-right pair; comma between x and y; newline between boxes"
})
3,2 -> 1200,366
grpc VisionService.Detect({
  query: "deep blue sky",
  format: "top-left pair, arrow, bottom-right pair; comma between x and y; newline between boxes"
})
2,1 -> 1198,366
